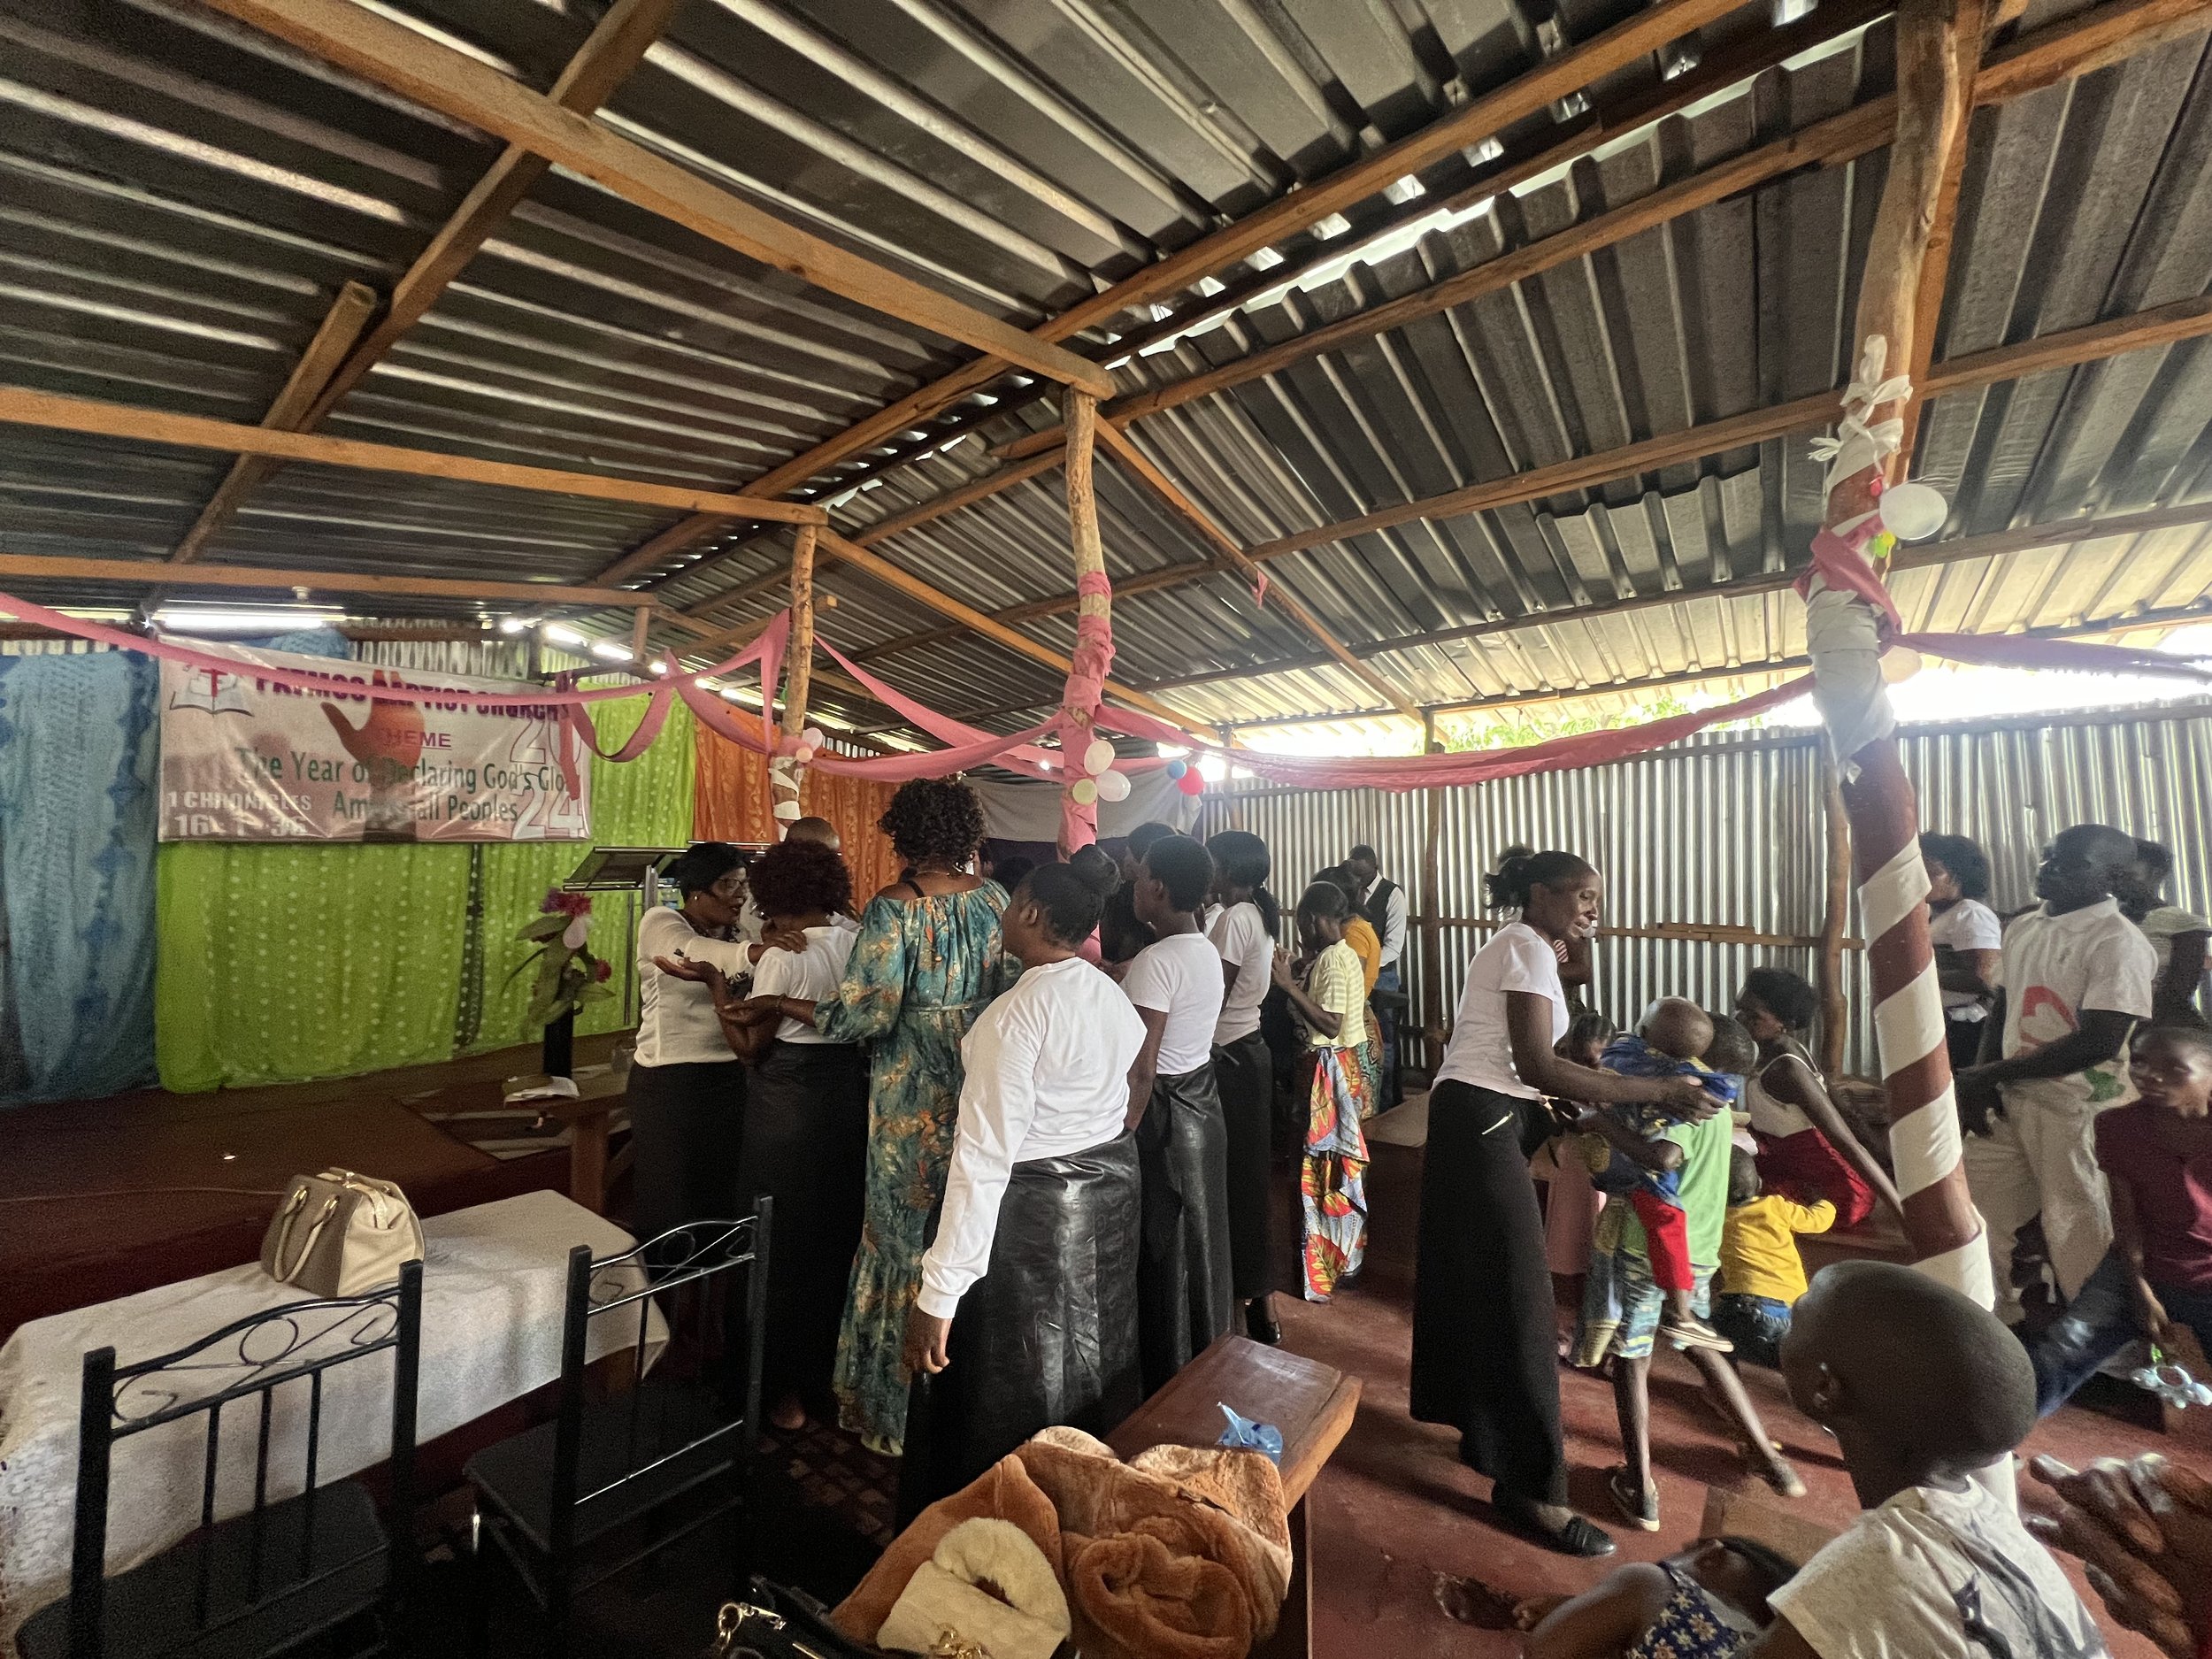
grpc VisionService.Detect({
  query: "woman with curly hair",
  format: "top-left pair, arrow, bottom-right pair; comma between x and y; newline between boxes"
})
744,776 -> 1014,1453
674,836 -> 866,1432
1924,833 -> 2004,1072
1732,966 -> 1901,1229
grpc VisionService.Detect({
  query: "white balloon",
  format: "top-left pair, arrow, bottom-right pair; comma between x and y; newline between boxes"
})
1878,480 -> 1947,541
561,917 -> 590,951
1083,738 -> 1118,775
794,743 -> 817,763
1880,646 -> 1924,685
1096,768 -> 1132,803
802,727 -> 826,749
1070,777 -> 1098,805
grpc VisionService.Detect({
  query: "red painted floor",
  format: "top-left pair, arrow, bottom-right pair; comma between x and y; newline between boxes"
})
1274,1135 -> 2211,1658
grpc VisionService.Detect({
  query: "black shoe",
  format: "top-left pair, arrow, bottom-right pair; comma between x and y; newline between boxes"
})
1245,1299 -> 1281,1346
1495,1494 -> 1617,1558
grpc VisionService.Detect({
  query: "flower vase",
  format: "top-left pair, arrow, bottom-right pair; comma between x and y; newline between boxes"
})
542,1008 -> 575,1080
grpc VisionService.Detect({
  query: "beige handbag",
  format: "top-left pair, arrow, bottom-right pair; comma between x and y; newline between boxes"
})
260,1168 -> 423,1297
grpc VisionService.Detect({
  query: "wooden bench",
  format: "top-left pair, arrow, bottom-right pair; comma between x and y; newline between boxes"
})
1110,1335 -> 1360,1659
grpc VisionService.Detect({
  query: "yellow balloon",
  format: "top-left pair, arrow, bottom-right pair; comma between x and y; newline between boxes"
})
1070,778 -> 1098,805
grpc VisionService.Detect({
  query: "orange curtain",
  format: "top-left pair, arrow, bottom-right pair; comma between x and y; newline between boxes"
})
692,726 -> 901,899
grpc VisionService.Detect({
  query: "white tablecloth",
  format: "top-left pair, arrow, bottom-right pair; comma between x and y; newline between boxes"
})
0,1190 -> 665,1646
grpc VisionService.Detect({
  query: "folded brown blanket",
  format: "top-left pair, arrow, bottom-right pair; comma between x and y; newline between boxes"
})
833,1428 -> 1291,1659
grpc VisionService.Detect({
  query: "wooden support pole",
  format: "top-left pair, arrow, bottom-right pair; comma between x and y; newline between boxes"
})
198,0 -> 1110,397
0,550 -> 657,610
169,280 -> 380,564
1819,758 -> 1854,1078
1060,390 -> 1111,849
1809,0 -> 1989,1289
629,605 -> 651,664
771,524 -> 818,833
1092,421 -> 1425,722
0,387 -> 825,525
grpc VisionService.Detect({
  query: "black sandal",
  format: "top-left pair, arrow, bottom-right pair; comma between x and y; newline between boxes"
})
1494,1494 -> 1617,1558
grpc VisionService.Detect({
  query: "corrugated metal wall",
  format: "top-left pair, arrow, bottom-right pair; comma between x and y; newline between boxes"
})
1202,702 -> 2212,1076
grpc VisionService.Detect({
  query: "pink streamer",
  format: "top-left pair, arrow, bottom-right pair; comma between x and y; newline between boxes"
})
816,640 -> 1057,780
0,588 -> 789,714
1798,524 -> 1905,633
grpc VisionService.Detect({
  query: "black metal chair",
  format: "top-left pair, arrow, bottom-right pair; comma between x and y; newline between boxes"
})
464,1205 -> 770,1643
17,1261 -> 424,1659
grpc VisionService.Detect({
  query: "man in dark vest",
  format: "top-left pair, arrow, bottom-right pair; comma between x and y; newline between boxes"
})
1345,843 -> 1406,1107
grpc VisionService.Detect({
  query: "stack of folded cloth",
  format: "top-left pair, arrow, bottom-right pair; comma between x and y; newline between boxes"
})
835,1426 -> 1292,1659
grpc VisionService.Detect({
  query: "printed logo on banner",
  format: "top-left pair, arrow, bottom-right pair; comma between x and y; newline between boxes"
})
157,643 -> 591,843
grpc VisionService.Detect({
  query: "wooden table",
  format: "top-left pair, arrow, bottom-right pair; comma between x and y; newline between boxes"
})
404,1065 -> 628,1216
1109,1336 -> 1360,1659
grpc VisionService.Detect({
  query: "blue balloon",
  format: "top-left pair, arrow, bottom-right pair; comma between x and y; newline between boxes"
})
1166,759 -> 1188,780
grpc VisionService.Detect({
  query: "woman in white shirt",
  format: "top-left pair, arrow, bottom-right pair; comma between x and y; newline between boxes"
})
1122,833 -> 1233,1393
1409,849 -> 1714,1560
680,837 -> 865,1434
1923,834 -> 2004,1074
902,862 -> 1145,1509
631,842 -> 755,1241
1203,829 -> 1284,1344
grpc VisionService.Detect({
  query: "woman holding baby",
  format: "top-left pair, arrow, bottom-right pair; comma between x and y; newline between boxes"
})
1409,849 -> 1718,1559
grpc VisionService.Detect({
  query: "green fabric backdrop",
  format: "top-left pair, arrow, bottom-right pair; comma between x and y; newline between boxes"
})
155,695 -> 695,1090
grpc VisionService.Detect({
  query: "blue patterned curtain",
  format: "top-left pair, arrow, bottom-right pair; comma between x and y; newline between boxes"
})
0,651 -> 160,1104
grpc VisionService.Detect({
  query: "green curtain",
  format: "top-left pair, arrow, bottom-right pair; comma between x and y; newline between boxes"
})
156,841 -> 472,1091
154,695 -> 696,1090
468,695 -> 695,1050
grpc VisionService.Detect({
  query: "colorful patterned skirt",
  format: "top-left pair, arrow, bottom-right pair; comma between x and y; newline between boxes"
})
1300,1044 -> 1371,1300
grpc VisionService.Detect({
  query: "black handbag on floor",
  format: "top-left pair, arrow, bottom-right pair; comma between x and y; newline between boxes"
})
703,1577 -> 884,1659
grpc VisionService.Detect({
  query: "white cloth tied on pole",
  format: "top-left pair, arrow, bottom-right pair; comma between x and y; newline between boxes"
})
1811,336 -> 1912,495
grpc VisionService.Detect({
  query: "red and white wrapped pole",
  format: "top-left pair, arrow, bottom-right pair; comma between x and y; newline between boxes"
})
1802,0 -> 1992,1314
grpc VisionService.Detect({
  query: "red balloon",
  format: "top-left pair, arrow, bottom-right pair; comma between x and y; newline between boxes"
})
1176,770 -> 1205,796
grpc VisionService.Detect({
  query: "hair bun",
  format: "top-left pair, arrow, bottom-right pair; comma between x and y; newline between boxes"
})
1066,843 -> 1119,897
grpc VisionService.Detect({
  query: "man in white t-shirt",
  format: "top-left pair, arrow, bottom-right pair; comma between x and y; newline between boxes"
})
1746,1260 -> 2107,1659
1958,823 -> 2156,1325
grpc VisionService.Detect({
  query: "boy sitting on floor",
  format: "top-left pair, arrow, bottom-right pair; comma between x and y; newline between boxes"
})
2028,1023 -> 2212,1417
1752,1260 -> 2108,1658
1580,997 -> 1741,1351
1716,1145 -> 1836,1368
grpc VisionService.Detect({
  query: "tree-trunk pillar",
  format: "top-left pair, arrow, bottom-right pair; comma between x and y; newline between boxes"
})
1806,0 -> 1988,1304
769,523 -> 818,835
1058,391 -> 1114,851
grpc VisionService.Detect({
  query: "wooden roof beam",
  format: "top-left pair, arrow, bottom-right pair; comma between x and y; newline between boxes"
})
0,386 -> 826,523
167,0 -> 687,565
869,291 -> 2212,652
1137,500 -> 2212,693
0,550 -> 657,610
1092,421 -> 1424,722
196,0 -> 1110,398
590,0 -> 1761,578
837,0 -> 2208,569
168,280 -> 378,564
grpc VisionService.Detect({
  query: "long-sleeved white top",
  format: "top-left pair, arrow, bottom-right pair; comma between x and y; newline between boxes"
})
916,956 -> 1145,1319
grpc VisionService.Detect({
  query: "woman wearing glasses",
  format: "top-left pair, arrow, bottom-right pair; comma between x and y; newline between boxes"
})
630,841 -> 756,1240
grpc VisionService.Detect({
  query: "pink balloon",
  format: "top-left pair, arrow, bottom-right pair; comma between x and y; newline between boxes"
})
1176,770 -> 1205,796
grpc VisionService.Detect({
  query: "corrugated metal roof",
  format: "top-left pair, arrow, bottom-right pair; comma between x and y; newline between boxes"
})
3,0 -> 2210,737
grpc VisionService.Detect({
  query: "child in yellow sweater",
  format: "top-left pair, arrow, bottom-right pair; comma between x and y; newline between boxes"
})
1714,1143 -> 1834,1366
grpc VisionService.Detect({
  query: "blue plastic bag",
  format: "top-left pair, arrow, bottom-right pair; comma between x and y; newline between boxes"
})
1217,1402 -> 1284,1463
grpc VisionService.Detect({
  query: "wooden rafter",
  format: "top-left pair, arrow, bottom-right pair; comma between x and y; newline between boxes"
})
590,0 -> 1759,577
835,294 -> 2212,669
812,530 -> 1204,731
169,281 -> 379,564
169,0 -> 687,564
722,0 -> 2204,651
0,387 -> 825,524
0,550 -> 657,610
197,0 -> 1110,397
1092,422 -> 1425,722
1135,500 -> 2212,694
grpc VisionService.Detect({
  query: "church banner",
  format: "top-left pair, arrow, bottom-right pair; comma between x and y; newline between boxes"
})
157,642 -> 591,842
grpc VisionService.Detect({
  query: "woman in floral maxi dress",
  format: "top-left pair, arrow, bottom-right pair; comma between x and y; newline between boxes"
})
751,779 -> 1013,1453
1271,879 -> 1372,1299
